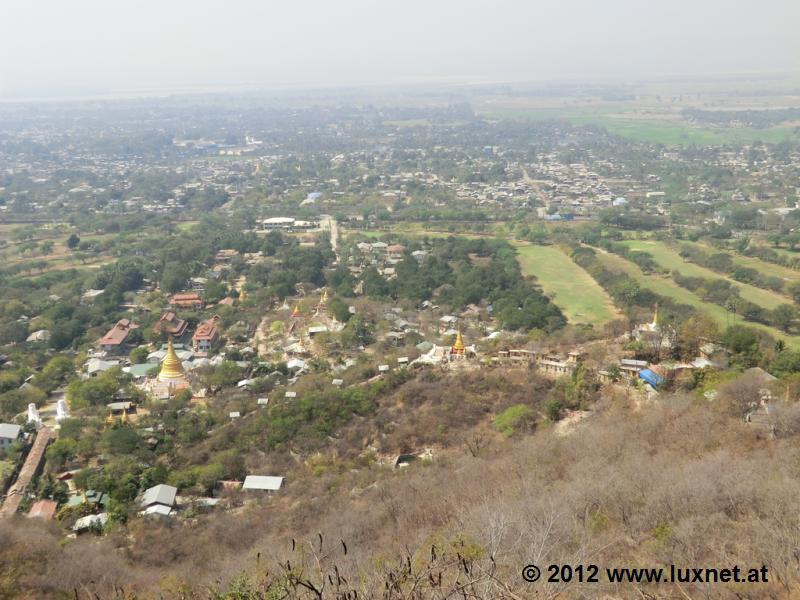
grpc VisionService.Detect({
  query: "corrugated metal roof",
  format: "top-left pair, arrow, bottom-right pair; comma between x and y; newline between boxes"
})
0,423 -> 21,440
141,484 -> 177,508
242,475 -> 283,491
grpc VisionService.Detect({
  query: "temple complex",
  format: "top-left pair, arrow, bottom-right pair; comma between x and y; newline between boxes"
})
414,329 -> 477,368
142,337 -> 191,399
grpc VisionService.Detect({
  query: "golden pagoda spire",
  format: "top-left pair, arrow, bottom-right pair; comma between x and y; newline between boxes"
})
291,304 -> 302,318
158,337 -> 186,383
239,287 -> 247,303
451,329 -> 466,355
651,303 -> 659,328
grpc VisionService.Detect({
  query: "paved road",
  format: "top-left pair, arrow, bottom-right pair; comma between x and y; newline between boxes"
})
319,215 -> 339,254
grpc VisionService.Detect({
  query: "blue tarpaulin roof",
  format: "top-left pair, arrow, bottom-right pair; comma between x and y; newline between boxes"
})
639,369 -> 664,387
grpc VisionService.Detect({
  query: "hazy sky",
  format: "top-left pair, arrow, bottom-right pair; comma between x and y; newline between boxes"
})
1,0 -> 798,98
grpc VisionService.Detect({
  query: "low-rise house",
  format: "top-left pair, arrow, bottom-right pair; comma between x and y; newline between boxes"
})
73,513 -> 108,533
140,483 -> 177,515
438,315 -> 458,334
107,401 -> 136,417
242,475 -> 283,492
387,244 -> 406,259
193,315 -> 220,353
153,311 -> 188,339
170,292 -> 204,310
86,358 -> 120,377
286,359 -> 306,373
619,358 -> 648,382
215,249 -> 239,263
66,489 -> 107,509
28,499 -> 58,520
0,423 -> 22,449
96,319 -> 139,354
536,351 -> 582,378
497,349 -> 537,364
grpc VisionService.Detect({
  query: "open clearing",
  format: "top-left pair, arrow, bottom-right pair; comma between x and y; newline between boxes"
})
594,247 -> 800,347
620,240 -> 792,310
516,244 -> 619,326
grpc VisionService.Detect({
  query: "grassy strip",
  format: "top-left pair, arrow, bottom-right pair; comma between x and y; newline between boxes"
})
515,244 -> 619,326
619,240 -> 791,309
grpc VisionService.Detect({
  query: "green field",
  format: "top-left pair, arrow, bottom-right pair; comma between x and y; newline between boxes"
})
476,105 -> 800,146
620,240 -> 792,309
595,248 -> 800,347
516,244 -> 619,326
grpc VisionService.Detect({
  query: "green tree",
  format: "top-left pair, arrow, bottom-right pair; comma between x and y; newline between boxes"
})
129,347 -> 149,364
328,296 -> 352,323
772,304 -> 797,332
340,315 -> 373,348
46,438 -> 78,469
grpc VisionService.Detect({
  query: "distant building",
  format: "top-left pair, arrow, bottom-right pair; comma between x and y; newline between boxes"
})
262,217 -> 296,230
96,319 -> 139,353
170,293 -> 204,310
193,315 -> 220,353
214,249 -> 239,263
86,358 -> 120,377
28,499 -> 58,520
242,475 -> 283,492
153,311 -> 188,339
140,483 -> 177,515
0,423 -> 22,449
73,513 -> 108,533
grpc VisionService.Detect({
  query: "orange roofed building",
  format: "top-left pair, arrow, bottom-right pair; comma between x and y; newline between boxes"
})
192,315 -> 220,353
170,292 -> 204,310
153,311 -> 188,339
97,319 -> 139,353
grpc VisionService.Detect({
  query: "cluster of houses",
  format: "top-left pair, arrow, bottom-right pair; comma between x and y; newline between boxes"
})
57,476 -> 286,533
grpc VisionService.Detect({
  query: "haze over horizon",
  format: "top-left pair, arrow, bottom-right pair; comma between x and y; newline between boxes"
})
2,0 -> 799,99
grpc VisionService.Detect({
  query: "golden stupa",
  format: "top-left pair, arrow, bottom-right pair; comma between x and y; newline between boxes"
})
158,337 -> 186,383
239,287 -> 247,303
451,329 -> 466,355
291,304 -> 302,318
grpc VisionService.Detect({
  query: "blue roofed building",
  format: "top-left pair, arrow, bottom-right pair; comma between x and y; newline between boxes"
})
639,369 -> 664,388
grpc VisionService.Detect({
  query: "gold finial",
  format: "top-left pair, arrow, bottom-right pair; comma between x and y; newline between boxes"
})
652,303 -> 659,328
239,287 -> 247,302
158,337 -> 186,382
291,304 -> 302,318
